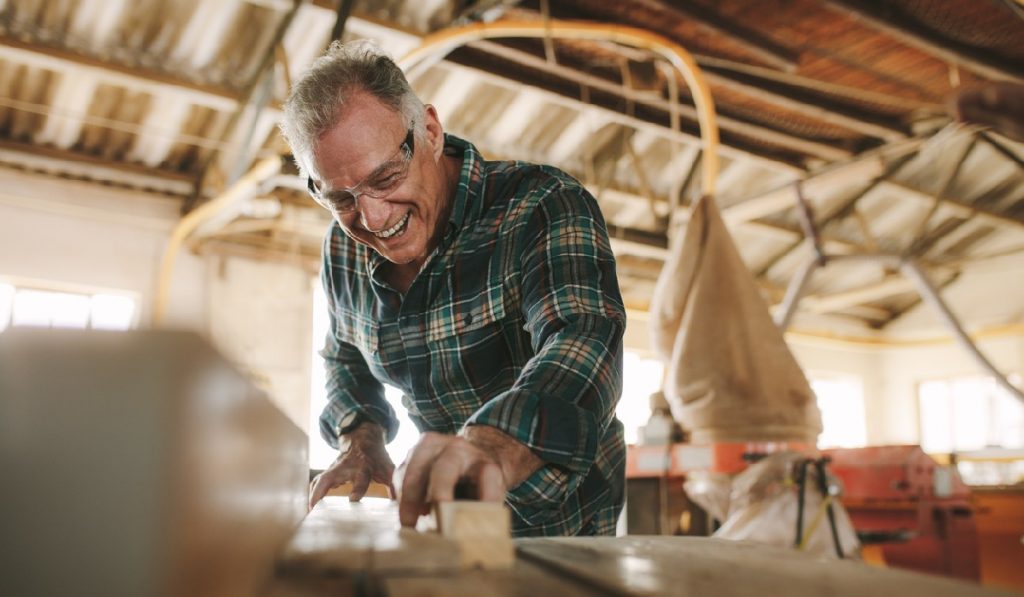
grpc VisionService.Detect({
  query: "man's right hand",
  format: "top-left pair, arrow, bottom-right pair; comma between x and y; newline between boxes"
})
308,421 -> 396,511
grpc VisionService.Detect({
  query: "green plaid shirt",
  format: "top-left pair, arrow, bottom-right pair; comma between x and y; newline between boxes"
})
318,134 -> 626,536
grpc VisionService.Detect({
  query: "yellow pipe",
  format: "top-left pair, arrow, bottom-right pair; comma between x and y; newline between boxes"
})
152,156 -> 282,325
398,19 -> 720,197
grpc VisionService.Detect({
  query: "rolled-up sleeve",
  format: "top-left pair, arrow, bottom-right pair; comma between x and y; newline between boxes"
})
318,231 -> 399,450
465,184 -> 625,511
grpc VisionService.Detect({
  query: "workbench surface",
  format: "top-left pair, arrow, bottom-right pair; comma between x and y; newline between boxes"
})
266,497 -> 1012,597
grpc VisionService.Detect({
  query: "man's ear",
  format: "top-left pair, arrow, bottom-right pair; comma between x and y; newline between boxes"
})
423,104 -> 445,161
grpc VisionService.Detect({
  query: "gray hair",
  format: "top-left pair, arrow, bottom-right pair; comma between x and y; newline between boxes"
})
280,40 -> 424,178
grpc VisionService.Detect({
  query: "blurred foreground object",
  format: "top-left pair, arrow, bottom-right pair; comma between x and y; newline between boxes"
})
952,83 -> 1024,142
0,329 -> 308,597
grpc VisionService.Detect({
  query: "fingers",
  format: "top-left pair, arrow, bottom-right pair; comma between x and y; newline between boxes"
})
425,448 -> 463,504
398,433 -> 445,527
376,463 -> 397,499
475,461 -> 505,502
397,433 -> 510,527
348,468 -> 371,502
309,467 -> 349,511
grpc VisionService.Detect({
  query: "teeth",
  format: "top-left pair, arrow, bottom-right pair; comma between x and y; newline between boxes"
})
374,212 -> 410,239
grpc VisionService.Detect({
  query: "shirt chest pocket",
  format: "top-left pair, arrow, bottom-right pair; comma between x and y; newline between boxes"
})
424,286 -> 507,343
335,309 -> 379,356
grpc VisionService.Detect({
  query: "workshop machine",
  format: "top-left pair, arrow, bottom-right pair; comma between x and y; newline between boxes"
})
824,445 -> 980,581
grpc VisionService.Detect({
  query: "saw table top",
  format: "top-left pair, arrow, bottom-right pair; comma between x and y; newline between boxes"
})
267,497 -> 1012,597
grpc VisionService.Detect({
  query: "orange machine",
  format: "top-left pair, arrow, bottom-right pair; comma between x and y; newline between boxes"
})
824,445 -> 980,581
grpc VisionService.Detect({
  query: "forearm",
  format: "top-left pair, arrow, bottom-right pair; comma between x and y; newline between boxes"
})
340,419 -> 387,451
460,424 -> 543,488
320,339 -> 397,447
466,312 -> 623,473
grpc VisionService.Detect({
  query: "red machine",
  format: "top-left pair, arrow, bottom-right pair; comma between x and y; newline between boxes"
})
824,445 -> 980,581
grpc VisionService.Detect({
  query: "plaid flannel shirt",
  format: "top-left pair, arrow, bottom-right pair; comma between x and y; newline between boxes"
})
318,134 -> 626,536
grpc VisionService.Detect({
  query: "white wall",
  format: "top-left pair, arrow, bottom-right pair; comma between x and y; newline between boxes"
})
0,167 -> 316,435
206,257 -> 315,431
0,168 -> 206,326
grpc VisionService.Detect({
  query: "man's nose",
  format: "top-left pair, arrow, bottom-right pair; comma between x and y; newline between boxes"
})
358,194 -> 393,232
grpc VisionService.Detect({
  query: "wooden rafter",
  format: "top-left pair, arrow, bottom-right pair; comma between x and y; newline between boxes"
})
753,174 -> 891,277
883,179 -> 1024,232
0,33 -> 242,111
880,270 -> 961,328
656,0 -> 799,71
0,138 -> 194,196
464,41 -> 851,162
697,63 -> 909,141
432,59 -> 804,170
823,0 -> 1024,83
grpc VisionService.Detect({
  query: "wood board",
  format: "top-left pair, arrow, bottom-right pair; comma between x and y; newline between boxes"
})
273,499 -> 1016,596
515,536 -> 1016,597
278,497 -> 462,576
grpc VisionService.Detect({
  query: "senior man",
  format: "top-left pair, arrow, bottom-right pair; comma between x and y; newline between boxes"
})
281,41 -> 626,536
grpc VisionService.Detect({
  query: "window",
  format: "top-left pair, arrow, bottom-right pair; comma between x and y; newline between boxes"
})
809,375 -> 867,449
918,375 -> 1024,453
618,351 -> 665,445
0,281 -> 137,333
919,374 -> 1024,485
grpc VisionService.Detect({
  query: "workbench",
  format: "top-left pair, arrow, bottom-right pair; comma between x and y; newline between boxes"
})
266,497 -> 1012,597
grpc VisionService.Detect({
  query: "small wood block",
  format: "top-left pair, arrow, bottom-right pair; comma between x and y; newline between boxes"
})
278,497 -> 462,576
433,501 -> 515,570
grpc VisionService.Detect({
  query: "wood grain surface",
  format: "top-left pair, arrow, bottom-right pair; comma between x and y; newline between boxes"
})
278,497 -> 462,576
516,536 -> 1016,597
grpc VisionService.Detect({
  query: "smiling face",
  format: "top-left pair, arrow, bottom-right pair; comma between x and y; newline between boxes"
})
309,90 -> 453,271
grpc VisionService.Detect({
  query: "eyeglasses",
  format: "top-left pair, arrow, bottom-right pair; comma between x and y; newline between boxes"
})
306,127 -> 415,214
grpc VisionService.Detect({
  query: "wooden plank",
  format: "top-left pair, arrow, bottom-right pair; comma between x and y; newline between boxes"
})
277,497 -> 462,577
382,559 -> 599,597
434,501 -> 515,570
516,537 -> 1014,597
260,576 -> 356,597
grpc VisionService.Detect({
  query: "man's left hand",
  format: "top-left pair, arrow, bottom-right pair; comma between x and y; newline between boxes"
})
393,425 -> 543,527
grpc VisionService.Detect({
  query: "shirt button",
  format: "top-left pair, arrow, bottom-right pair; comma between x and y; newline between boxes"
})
464,313 -> 474,325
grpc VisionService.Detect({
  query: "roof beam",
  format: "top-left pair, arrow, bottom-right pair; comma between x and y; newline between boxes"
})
657,0 -> 799,71
823,0 -> 1024,83
0,33 -> 241,111
0,139 -> 194,196
799,276 -> 919,315
721,135 -> 925,225
466,41 -> 850,162
432,59 -> 802,172
698,63 -> 909,141
881,179 -> 1024,232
